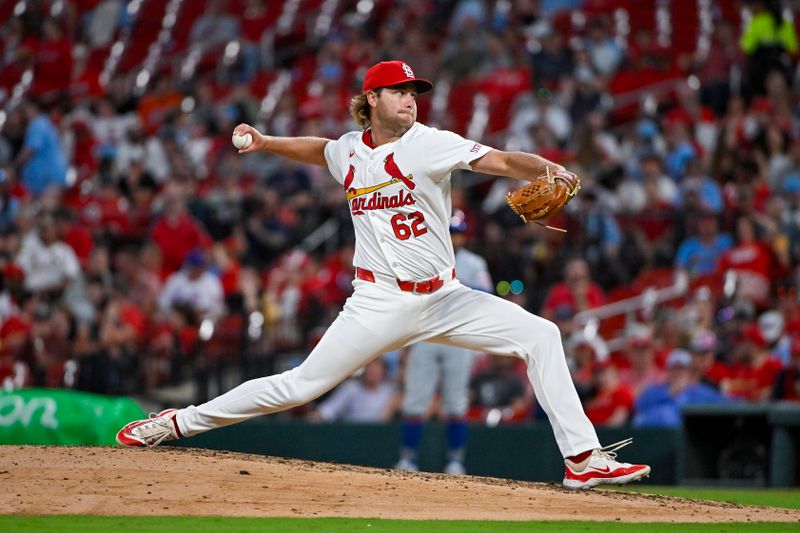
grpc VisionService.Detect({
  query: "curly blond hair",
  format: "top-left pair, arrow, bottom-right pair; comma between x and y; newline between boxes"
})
349,89 -> 382,129
349,93 -> 371,129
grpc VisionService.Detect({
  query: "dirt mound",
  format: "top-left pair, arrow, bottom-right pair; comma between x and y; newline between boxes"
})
1,446 -> 797,522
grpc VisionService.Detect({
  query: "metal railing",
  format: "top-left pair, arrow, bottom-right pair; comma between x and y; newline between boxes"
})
573,271 -> 689,347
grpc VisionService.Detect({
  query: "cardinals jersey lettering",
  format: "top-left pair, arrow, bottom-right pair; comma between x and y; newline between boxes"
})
324,123 -> 491,280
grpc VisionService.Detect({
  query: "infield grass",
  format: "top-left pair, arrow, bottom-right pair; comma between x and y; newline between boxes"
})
1,517 -> 799,532
611,486 -> 800,510
3,487 -> 799,531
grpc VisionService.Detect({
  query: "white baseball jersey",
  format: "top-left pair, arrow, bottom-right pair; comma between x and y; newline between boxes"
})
324,123 -> 491,280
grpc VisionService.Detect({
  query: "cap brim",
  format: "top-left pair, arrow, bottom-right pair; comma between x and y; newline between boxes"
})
412,79 -> 433,93
369,79 -> 433,94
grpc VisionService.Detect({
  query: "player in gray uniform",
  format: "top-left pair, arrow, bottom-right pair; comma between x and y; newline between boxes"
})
397,209 -> 492,475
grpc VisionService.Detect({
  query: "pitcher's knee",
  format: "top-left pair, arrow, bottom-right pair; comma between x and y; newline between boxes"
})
540,318 -> 563,342
524,316 -> 561,343
520,317 -> 563,360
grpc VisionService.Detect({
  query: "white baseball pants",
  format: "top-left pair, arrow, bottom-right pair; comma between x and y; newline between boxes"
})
176,277 -> 601,457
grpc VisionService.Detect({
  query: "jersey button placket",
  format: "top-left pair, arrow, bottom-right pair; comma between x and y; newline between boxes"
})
372,212 -> 399,274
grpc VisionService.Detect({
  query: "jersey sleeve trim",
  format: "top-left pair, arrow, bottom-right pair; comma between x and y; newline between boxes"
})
465,144 -> 493,170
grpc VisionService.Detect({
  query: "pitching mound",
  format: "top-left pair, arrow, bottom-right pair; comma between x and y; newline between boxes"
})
1,446 -> 797,522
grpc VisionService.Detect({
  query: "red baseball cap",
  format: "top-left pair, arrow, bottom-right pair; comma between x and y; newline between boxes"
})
744,324 -> 767,347
3,263 -> 25,280
362,61 -> 433,94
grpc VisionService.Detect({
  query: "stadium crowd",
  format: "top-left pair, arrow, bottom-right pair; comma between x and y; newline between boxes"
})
1,0 -> 799,429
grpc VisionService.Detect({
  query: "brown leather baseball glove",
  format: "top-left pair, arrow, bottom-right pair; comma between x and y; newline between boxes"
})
506,168 -> 580,228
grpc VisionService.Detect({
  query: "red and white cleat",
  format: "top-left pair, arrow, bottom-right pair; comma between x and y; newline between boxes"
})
116,409 -> 182,447
563,438 -> 651,490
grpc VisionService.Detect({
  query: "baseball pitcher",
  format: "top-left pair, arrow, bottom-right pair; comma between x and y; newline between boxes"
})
117,60 -> 650,489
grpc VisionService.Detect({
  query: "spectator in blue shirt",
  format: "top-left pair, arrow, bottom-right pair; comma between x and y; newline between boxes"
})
664,121 -> 698,180
676,158 -> 724,214
0,169 -> 19,232
675,212 -> 734,278
633,349 -> 728,428
15,99 -> 68,196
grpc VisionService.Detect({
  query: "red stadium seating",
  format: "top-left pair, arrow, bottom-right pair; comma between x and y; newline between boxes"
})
116,0 -> 168,73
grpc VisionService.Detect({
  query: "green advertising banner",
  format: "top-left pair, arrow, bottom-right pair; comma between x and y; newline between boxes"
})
0,388 -> 146,445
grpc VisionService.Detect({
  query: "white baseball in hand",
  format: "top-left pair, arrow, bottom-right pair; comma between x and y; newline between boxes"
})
232,132 -> 253,150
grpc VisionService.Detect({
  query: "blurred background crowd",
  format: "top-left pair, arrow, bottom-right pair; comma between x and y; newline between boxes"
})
1,0 -> 800,430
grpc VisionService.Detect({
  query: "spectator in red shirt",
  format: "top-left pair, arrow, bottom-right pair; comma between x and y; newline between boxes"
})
54,208 -> 93,267
723,324 -> 784,401
313,244 -> 356,309
27,18 -> 74,102
100,292 -> 147,361
241,0 -> 273,44
150,184 -> 211,275
69,119 -> 99,183
585,360 -> 635,427
211,242 -> 241,299
542,257 -> 605,321
717,216 -> 773,307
